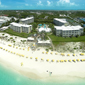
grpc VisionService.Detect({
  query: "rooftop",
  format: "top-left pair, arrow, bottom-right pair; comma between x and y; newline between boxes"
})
54,18 -> 67,23
38,27 -> 51,32
20,17 -> 34,21
54,25 -> 83,31
10,22 -> 32,27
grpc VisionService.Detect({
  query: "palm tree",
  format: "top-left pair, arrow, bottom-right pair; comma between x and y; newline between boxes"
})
10,37 -> 13,43
5,36 -> 8,41
2,34 -> 5,40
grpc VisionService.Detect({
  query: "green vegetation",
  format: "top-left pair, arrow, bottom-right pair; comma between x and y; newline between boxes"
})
45,49 -> 49,52
0,28 -> 36,38
49,34 -> 85,46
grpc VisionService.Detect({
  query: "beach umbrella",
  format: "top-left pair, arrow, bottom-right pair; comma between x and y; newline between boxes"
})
21,62 -> 23,66
73,59 -> 76,62
8,50 -> 10,52
3,48 -> 5,50
13,46 -> 15,48
28,47 -> 29,51
26,56 -> 28,58
33,44 -> 35,46
16,53 -> 18,55
42,52 -> 44,54
46,52 -> 48,54
56,60 -> 59,62
61,53 -> 65,56
81,59 -> 83,62
46,59 -> 49,62
41,58 -> 44,60
16,47 -> 18,49
76,59 -> 80,62
52,59 -> 54,62
68,60 -> 71,62
55,53 -> 57,55
23,48 -> 25,50
51,52 -> 53,54
64,60 -> 67,62
60,60 -> 64,62
14,52 -> 15,54
73,54 -> 75,56
0,47 -> 2,49
8,44 -> 12,47
83,59 -> 85,61
22,55 -> 24,57
30,57 -> 32,59
35,57 -> 38,59
6,49 -> 8,51
80,53 -> 84,56
67,54 -> 70,56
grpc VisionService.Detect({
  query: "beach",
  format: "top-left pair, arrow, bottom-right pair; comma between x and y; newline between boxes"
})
0,33 -> 85,81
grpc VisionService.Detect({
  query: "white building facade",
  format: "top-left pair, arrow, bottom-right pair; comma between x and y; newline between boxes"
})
53,18 -> 68,26
20,17 -> 34,24
10,22 -> 32,33
54,25 -> 84,37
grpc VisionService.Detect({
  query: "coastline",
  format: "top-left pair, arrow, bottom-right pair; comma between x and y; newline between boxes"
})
0,33 -> 85,82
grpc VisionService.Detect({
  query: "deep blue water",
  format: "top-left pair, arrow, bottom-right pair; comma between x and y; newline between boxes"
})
0,64 -> 85,85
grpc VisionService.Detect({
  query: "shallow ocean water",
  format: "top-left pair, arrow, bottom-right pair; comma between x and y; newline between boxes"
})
0,64 -> 85,85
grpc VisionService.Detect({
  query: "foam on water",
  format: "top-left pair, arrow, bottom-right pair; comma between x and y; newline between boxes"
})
0,63 -> 85,85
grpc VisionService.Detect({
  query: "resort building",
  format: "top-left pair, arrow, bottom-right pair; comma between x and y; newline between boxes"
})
20,17 -> 34,24
38,24 -> 51,32
0,16 -> 11,21
37,40 -> 51,46
54,25 -> 84,37
53,18 -> 69,26
10,22 -> 32,33
0,19 -> 7,26
0,16 -> 12,27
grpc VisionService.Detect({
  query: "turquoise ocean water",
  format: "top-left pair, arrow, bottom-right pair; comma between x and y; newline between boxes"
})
0,64 -> 85,85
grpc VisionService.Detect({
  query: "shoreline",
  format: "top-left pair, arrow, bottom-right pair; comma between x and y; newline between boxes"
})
0,33 -> 85,82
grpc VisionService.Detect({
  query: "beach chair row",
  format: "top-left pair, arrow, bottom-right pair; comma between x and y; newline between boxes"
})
42,52 -> 84,56
8,44 -> 25,50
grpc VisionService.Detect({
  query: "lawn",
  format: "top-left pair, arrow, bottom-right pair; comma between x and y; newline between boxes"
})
0,29 -> 36,38
49,34 -> 85,45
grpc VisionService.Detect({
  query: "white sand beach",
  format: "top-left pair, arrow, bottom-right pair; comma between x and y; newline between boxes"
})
0,33 -> 85,80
